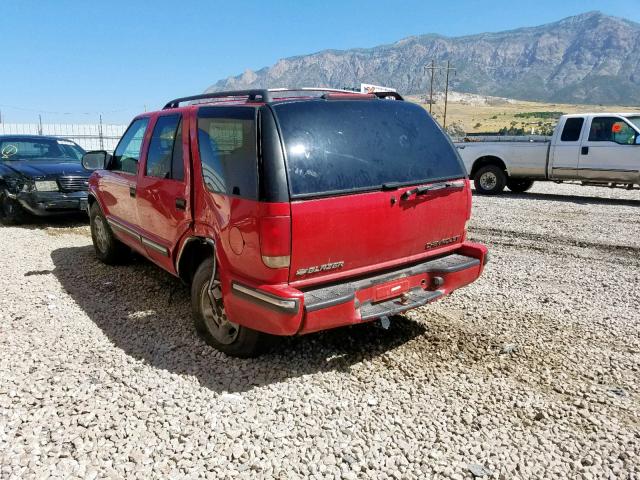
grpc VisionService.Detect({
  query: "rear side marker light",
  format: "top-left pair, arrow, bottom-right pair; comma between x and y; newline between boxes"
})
262,255 -> 291,269
232,283 -> 298,311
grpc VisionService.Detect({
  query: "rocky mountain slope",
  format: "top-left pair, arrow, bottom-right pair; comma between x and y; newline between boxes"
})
207,12 -> 640,105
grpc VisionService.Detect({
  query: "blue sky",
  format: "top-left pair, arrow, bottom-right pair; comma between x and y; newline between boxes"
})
1,0 -> 638,123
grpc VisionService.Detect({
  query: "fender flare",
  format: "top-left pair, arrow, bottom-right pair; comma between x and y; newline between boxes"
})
175,235 -> 217,282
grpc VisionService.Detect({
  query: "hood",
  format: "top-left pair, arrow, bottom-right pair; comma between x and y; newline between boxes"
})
0,160 -> 90,179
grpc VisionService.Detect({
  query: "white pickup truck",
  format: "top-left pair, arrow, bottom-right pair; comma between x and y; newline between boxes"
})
455,113 -> 640,194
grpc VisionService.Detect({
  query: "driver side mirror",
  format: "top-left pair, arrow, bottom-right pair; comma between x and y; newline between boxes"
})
82,150 -> 111,171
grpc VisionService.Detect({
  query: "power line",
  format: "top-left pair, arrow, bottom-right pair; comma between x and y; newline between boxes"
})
423,60 -> 456,128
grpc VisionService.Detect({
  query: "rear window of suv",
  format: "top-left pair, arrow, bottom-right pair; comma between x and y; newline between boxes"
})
272,100 -> 465,197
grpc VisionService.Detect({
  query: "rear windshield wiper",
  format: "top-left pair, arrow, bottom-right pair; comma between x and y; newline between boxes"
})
401,180 -> 465,200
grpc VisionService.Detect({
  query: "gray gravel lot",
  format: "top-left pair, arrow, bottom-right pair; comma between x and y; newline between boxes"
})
1,183 -> 639,479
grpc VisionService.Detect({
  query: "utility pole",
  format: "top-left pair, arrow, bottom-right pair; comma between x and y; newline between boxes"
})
443,60 -> 456,130
38,114 -> 43,136
425,60 -> 436,114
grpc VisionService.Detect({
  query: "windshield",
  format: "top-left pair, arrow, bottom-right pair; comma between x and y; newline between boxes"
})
272,100 -> 465,197
624,115 -> 640,131
0,138 -> 85,162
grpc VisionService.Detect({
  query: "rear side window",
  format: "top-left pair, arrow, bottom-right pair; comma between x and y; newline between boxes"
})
272,100 -> 465,197
560,117 -> 584,142
197,107 -> 257,198
146,114 -> 183,180
112,118 -> 149,174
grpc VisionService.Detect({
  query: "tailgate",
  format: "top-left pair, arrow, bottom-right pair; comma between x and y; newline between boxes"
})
289,180 -> 470,282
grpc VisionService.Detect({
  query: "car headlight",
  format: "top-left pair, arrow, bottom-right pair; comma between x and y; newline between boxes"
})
35,180 -> 59,192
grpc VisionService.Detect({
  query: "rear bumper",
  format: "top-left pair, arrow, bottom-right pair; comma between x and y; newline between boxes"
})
17,191 -> 88,216
224,242 -> 487,336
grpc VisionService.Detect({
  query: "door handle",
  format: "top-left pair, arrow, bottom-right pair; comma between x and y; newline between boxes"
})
581,146 -> 589,155
175,198 -> 187,210
129,186 -> 136,197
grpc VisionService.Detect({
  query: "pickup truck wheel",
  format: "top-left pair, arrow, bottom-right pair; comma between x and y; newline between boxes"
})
89,203 -> 128,265
0,193 -> 27,225
192,258 -> 264,358
474,165 -> 506,195
506,178 -> 535,193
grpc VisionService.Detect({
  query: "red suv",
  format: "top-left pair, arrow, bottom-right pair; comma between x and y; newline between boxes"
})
82,88 -> 488,357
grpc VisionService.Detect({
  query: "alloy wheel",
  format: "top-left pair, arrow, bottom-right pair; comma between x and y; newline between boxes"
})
479,171 -> 498,191
93,216 -> 110,254
199,279 -> 239,345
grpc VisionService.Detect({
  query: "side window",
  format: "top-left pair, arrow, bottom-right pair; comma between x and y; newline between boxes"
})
146,115 -> 183,180
589,117 -> 637,145
112,118 -> 149,174
560,117 -> 584,142
197,107 -> 257,199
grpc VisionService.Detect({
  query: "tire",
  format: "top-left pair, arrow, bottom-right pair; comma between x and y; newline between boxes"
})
0,192 -> 27,225
474,165 -> 507,195
506,178 -> 535,193
191,257 -> 265,358
89,203 -> 128,264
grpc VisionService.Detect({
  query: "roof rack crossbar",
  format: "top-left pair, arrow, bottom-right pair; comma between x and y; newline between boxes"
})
163,89 -> 271,109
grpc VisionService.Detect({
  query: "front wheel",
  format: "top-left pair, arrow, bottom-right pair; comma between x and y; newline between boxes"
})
507,178 -> 535,193
89,203 -> 128,264
474,165 -> 506,195
191,257 -> 265,358
0,193 -> 27,225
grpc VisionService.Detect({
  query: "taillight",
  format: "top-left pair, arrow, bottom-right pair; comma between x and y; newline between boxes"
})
259,216 -> 291,268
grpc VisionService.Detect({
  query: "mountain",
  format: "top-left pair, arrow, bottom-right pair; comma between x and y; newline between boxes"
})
206,12 -> 640,105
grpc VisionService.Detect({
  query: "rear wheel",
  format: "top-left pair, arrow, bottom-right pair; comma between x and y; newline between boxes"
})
0,193 -> 27,225
507,178 -> 535,193
474,165 -> 506,195
89,203 -> 128,264
191,257 -> 265,358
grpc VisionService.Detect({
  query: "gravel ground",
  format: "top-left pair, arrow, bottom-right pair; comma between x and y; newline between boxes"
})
1,182 -> 639,479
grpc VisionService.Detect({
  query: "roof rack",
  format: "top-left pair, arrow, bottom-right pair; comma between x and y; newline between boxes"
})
271,87 -> 404,101
163,87 -> 403,109
163,89 -> 270,109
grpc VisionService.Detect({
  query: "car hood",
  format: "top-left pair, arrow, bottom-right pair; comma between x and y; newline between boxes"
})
0,160 -> 89,179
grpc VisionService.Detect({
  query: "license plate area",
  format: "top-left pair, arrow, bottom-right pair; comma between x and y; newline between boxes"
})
373,279 -> 410,302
